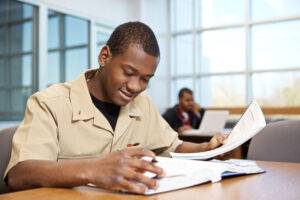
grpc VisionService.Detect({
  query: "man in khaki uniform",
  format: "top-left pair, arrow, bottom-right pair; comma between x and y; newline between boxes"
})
5,22 -> 225,194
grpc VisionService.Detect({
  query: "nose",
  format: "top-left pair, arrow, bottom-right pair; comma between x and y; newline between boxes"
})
126,77 -> 142,93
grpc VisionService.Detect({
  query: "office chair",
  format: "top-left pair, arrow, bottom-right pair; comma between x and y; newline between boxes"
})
0,126 -> 18,194
247,120 -> 300,163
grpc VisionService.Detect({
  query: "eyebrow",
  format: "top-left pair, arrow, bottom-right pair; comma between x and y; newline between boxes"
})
122,64 -> 155,78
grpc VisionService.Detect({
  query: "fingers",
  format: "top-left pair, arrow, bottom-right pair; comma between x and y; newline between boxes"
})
213,133 -> 227,144
128,157 -> 165,177
112,167 -> 158,194
123,148 -> 155,158
216,134 -> 227,144
92,148 -> 163,194
207,133 -> 227,150
114,149 -> 164,189
126,169 -> 158,189
111,175 -> 147,194
178,125 -> 192,134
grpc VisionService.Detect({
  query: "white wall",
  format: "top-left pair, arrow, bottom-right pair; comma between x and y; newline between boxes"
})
21,0 -> 141,25
138,0 -> 170,113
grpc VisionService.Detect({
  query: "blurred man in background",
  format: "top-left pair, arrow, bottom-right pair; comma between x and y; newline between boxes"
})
163,88 -> 205,134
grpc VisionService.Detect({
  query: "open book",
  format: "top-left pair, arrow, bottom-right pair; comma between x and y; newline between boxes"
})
143,157 -> 264,195
171,100 -> 266,160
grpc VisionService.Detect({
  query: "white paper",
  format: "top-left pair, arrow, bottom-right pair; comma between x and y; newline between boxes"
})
144,157 -> 264,195
170,100 -> 266,160
87,157 -> 264,195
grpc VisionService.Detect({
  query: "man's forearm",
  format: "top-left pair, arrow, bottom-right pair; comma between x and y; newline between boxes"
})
7,159 -> 91,191
175,141 -> 209,153
175,134 -> 226,153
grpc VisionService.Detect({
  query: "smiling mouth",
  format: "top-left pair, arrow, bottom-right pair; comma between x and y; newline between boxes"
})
120,90 -> 134,100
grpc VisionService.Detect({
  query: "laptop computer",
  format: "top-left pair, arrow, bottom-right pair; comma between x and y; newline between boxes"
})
183,110 -> 229,136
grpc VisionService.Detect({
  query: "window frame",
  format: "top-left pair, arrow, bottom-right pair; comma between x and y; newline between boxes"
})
47,11 -> 90,84
169,0 -> 300,114
0,0 -> 38,120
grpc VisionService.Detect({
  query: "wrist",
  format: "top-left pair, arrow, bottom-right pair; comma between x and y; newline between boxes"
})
74,159 -> 94,185
198,142 -> 210,152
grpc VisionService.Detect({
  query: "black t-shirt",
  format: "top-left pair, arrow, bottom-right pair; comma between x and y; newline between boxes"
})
90,94 -> 120,131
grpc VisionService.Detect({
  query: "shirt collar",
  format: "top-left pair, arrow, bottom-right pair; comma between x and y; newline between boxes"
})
69,69 -> 143,121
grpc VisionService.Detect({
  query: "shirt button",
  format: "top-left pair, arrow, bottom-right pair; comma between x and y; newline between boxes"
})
78,110 -> 81,115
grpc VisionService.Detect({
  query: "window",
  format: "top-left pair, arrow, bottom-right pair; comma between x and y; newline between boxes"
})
0,0 -> 37,120
47,11 -> 89,86
170,0 -> 300,108
94,25 -> 113,68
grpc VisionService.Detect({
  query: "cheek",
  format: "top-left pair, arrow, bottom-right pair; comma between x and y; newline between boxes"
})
110,75 -> 127,90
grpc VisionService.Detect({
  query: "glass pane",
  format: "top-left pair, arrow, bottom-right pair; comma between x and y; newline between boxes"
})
175,34 -> 193,75
0,1 -> 6,24
10,21 -> 33,53
65,16 -> 88,47
11,88 -> 31,113
170,38 -> 176,76
252,21 -> 300,70
10,1 -> 33,21
96,32 -> 109,49
147,78 -> 169,113
171,0 -> 193,31
252,0 -> 300,20
0,90 -> 9,112
253,72 -> 300,106
171,78 -> 193,106
155,37 -> 168,77
48,16 -> 60,49
200,28 -> 245,73
200,0 -> 244,27
48,10 -> 58,16
65,48 -> 88,81
47,51 -> 60,85
11,55 -> 32,87
198,75 -> 245,107
0,27 -> 6,54
0,59 -> 8,87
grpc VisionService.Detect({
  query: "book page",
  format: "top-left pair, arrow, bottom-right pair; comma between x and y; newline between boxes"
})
144,157 -> 264,195
87,157 -> 264,195
170,100 -> 266,160
144,157 -> 230,195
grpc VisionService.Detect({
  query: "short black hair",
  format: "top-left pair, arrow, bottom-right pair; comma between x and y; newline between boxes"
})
178,88 -> 193,99
106,21 -> 160,57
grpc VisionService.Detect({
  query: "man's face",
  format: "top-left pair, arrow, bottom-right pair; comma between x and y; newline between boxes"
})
179,92 -> 195,112
98,45 -> 159,106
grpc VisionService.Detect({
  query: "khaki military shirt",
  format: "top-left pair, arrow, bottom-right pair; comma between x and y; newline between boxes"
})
5,70 -> 182,176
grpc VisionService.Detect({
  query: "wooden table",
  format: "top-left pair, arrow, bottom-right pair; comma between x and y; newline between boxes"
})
1,161 -> 299,200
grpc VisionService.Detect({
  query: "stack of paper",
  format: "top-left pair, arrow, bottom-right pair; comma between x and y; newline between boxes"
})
170,100 -> 266,160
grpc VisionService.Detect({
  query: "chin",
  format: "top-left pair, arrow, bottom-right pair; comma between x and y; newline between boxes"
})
112,97 -> 131,106
112,92 -> 134,106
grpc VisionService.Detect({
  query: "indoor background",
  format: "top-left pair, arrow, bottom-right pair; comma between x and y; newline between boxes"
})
0,0 -> 299,128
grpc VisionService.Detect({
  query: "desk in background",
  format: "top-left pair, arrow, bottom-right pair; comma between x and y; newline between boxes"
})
1,161 -> 299,200
178,134 -> 247,159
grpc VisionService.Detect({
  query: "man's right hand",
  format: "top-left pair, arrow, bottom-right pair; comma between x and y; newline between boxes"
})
85,148 -> 164,194
178,125 -> 192,134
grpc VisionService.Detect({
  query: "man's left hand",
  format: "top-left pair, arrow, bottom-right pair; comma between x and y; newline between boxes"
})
207,133 -> 227,150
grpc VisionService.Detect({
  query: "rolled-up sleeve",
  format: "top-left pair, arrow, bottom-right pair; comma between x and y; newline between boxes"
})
4,94 -> 59,177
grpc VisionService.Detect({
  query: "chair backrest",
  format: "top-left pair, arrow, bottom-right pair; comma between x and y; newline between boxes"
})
247,120 -> 300,163
0,126 -> 18,193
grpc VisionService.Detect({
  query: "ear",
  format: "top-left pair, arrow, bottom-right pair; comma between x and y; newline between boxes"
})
98,46 -> 111,67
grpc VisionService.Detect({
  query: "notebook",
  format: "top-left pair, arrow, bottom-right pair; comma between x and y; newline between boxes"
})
183,110 -> 229,136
